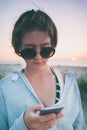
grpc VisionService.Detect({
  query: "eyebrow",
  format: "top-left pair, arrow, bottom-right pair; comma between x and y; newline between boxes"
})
23,43 -> 50,47
41,43 -> 50,46
23,44 -> 35,47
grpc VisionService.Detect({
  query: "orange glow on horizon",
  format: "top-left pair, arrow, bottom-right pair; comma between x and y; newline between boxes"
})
0,46 -> 87,61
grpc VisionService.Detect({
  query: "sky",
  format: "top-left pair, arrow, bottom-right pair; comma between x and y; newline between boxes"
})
0,0 -> 87,66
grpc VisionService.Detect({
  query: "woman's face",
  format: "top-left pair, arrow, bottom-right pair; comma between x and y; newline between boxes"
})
21,31 -> 51,70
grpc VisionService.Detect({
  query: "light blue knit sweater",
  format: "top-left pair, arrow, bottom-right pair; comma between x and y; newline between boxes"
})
0,69 -> 86,130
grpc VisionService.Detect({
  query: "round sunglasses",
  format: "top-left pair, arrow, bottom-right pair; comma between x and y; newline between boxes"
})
19,47 -> 55,59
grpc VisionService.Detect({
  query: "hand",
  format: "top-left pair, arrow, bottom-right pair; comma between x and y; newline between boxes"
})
23,105 -> 64,130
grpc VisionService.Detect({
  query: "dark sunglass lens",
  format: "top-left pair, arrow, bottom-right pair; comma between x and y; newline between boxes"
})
40,47 -> 55,58
19,48 -> 36,59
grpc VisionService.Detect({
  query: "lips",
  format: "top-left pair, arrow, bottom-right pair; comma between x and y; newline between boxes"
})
34,61 -> 43,64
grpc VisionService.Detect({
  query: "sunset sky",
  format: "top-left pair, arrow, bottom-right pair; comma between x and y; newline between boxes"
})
0,0 -> 87,66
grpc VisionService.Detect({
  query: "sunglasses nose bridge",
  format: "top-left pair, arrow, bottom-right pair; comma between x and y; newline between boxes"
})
34,48 -> 42,58
36,47 -> 41,53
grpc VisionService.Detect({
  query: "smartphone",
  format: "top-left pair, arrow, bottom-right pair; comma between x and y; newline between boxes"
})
39,105 -> 64,115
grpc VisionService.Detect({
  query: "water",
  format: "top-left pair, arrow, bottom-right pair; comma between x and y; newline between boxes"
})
0,64 -> 23,77
0,64 -> 87,80
54,66 -> 87,80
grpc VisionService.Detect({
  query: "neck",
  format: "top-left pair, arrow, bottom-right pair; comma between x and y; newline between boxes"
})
24,65 -> 52,77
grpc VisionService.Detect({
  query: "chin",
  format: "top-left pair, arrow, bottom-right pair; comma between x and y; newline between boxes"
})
33,63 -> 47,70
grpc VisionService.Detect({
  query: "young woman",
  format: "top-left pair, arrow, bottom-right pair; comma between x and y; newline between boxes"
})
0,9 -> 86,130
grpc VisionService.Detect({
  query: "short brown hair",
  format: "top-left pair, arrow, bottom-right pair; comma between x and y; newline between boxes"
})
12,9 -> 58,55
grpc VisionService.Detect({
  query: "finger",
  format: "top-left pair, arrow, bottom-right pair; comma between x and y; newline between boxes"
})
43,113 -> 64,129
38,113 -> 56,123
56,112 -> 64,119
38,112 -> 64,123
41,116 -> 57,129
24,105 -> 43,125
30,104 -> 43,113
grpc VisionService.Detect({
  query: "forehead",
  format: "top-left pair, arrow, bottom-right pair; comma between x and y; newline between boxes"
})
22,31 -> 51,46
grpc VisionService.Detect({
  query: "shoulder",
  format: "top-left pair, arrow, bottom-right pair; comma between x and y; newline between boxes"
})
59,71 -> 66,83
52,66 -> 80,96
0,69 -> 22,90
61,70 -> 77,87
52,66 -> 76,84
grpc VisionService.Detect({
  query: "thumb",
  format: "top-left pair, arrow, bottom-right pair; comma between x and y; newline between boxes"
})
30,104 -> 43,113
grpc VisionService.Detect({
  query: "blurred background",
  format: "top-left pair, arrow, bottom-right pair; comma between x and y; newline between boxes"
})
0,0 -> 87,126
0,0 -> 87,66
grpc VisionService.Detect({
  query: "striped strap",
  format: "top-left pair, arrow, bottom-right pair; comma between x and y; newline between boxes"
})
50,67 -> 64,105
